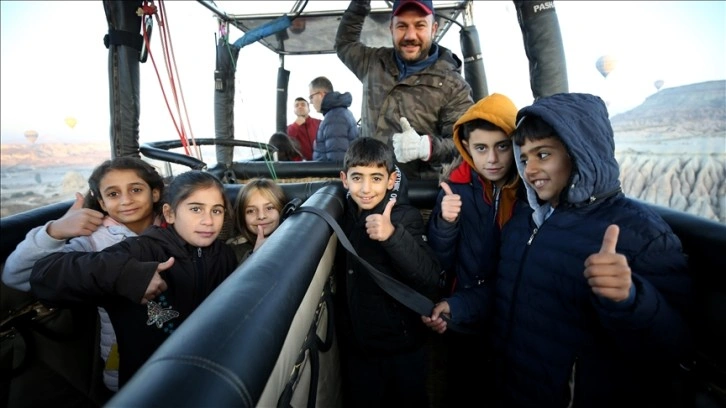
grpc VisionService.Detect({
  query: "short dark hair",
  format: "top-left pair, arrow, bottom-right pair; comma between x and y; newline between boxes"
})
511,115 -> 558,146
459,119 -> 504,142
343,137 -> 395,174
309,76 -> 333,92
294,97 -> 308,104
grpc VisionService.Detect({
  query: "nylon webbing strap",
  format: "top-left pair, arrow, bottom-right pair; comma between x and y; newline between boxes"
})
294,206 -> 476,334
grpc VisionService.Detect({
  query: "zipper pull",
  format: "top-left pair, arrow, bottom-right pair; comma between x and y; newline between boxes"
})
527,227 -> 538,245
197,248 -> 202,257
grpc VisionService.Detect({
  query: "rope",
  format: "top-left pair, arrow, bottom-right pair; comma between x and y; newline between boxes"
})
139,0 -> 200,159
218,20 -> 278,180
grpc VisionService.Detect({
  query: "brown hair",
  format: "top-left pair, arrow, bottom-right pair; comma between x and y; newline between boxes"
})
233,178 -> 287,243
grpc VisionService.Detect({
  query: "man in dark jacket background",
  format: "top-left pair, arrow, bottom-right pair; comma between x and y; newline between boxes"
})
308,76 -> 358,162
336,0 -> 473,180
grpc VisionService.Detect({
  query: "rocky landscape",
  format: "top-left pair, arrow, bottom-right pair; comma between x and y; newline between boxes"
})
611,80 -> 725,223
1,81 -> 724,222
0,143 -> 110,217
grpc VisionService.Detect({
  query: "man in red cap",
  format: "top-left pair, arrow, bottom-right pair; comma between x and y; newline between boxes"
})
336,0 -> 473,181
390,0 -> 435,62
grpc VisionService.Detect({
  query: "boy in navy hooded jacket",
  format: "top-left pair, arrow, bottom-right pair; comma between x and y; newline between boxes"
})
424,93 -> 692,408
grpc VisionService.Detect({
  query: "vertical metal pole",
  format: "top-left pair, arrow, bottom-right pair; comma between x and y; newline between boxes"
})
459,0 -> 488,101
276,55 -> 290,133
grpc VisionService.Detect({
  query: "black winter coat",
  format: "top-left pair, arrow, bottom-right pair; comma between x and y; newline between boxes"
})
30,226 -> 237,387
335,177 -> 441,355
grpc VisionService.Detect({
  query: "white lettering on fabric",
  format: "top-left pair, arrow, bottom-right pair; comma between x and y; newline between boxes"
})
533,2 -> 555,13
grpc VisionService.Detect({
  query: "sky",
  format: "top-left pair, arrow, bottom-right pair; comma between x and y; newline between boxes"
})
1,1 -> 724,146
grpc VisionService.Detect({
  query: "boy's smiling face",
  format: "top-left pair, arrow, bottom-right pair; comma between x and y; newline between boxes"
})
519,136 -> 572,208
340,165 -> 397,211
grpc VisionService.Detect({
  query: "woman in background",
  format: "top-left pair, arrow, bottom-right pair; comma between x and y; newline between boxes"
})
268,132 -> 304,162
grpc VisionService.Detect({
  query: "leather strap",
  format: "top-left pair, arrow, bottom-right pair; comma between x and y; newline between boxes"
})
294,206 -> 477,334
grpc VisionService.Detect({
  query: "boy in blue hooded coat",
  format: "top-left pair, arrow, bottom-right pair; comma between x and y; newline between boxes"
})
424,93 -> 692,407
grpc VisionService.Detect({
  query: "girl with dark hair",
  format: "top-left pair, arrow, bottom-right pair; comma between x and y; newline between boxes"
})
29,170 -> 238,389
268,132 -> 304,162
2,156 -> 165,392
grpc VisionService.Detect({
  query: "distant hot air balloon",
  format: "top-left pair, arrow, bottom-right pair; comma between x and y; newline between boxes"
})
24,129 -> 38,144
654,79 -> 665,91
65,116 -> 77,129
596,55 -> 617,78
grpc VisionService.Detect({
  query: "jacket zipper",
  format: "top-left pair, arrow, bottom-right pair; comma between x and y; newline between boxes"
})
505,227 -> 539,343
194,247 -> 203,305
567,357 -> 578,408
527,227 -> 539,245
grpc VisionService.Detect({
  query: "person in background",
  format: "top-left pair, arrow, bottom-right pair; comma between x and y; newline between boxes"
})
30,170 -> 238,389
2,156 -> 165,395
268,132 -> 304,162
426,93 -> 522,406
336,0 -> 473,180
423,93 -> 693,407
335,137 -> 441,408
226,178 -> 288,263
286,97 -> 321,161
308,76 -> 359,162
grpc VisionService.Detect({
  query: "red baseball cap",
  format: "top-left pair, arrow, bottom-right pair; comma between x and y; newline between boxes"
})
392,0 -> 434,16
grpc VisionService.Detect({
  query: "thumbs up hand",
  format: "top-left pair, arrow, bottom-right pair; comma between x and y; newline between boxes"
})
584,225 -> 632,302
392,117 -> 431,163
365,198 -> 396,241
439,182 -> 462,223
47,192 -> 104,240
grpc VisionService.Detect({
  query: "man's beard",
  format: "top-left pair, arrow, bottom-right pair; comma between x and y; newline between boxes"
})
396,40 -> 430,63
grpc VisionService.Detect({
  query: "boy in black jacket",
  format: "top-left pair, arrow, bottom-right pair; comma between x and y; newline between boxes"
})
335,137 -> 441,408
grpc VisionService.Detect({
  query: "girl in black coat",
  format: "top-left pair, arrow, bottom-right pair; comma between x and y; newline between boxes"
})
30,171 -> 238,388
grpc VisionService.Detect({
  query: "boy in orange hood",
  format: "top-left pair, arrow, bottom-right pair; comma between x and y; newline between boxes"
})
424,93 -> 522,406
